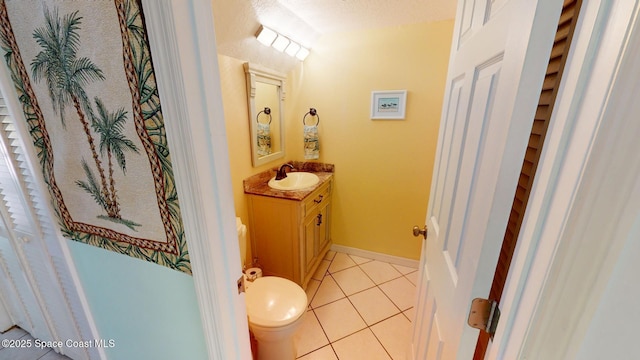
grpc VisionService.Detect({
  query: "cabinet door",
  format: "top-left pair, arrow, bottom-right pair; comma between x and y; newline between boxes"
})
303,201 -> 331,276
303,212 -> 318,277
317,201 -> 330,254
248,196 -> 298,280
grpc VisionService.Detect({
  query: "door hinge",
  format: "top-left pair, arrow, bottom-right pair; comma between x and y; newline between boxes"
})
468,298 -> 500,339
237,275 -> 245,294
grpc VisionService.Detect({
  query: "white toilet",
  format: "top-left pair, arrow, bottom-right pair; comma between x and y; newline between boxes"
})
236,218 -> 307,360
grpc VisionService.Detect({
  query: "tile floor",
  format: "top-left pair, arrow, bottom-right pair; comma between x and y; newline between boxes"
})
3,250 -> 417,360
0,326 -> 70,360
294,250 -> 418,360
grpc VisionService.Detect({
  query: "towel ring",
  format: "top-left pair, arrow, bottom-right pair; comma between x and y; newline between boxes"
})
302,108 -> 320,126
257,107 -> 272,125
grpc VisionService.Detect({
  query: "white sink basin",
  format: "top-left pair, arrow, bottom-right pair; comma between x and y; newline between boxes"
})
268,172 -> 319,191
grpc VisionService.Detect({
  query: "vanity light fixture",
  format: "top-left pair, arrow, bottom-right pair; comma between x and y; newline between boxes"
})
255,25 -> 311,61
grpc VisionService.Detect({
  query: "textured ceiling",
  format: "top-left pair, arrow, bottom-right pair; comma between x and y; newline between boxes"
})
211,0 -> 457,73
276,0 -> 457,34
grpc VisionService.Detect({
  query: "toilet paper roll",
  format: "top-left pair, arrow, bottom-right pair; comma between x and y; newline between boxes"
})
245,267 -> 262,281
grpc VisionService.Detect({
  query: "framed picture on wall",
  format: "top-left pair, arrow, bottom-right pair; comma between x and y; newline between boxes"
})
371,90 -> 407,120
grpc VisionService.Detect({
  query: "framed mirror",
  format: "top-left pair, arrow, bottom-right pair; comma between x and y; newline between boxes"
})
244,63 -> 286,166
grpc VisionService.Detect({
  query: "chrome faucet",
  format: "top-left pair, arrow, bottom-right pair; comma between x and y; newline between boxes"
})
275,163 -> 295,180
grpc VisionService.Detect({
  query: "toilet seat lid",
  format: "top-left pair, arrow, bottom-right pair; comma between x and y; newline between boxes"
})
245,276 -> 307,328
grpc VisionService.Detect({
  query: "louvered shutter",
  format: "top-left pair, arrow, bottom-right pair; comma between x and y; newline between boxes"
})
474,0 -> 583,357
0,90 -> 99,359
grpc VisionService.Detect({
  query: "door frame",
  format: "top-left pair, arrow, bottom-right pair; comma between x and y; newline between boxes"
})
488,0 -> 640,358
144,0 -> 640,359
142,1 -> 250,359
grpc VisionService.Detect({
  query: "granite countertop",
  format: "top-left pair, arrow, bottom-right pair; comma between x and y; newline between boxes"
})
243,161 -> 334,201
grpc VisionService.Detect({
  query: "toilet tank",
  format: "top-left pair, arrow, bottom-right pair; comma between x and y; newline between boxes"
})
236,217 -> 247,267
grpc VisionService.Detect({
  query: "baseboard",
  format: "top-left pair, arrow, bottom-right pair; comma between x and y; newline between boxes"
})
330,244 -> 419,269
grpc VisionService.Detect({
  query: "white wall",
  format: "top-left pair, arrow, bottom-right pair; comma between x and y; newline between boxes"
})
575,214 -> 640,359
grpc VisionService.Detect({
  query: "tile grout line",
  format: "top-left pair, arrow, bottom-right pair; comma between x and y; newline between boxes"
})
298,253 -> 339,359
301,252 -> 413,359
349,255 -> 405,360
368,326 -> 395,360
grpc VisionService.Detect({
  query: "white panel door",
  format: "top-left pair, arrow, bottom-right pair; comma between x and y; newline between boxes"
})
410,0 -> 561,358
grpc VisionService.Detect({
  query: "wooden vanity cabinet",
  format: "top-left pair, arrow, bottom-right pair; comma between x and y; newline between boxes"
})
247,178 -> 332,289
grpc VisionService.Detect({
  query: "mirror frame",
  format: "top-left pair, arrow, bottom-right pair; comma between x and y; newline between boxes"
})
243,62 -> 287,166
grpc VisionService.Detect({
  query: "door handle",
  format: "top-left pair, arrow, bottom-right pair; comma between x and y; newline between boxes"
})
412,225 -> 427,240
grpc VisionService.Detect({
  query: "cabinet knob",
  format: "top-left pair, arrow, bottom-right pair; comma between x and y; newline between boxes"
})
314,195 -> 324,204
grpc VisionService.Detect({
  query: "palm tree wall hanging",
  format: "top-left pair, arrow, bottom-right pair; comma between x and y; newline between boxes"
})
0,0 -> 190,274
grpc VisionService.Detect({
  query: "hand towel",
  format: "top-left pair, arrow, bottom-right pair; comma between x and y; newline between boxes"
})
304,125 -> 319,159
257,122 -> 272,156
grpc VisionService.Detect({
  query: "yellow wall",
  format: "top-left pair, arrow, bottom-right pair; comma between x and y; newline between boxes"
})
219,20 -> 454,261
218,55 -> 275,265
286,21 -> 454,260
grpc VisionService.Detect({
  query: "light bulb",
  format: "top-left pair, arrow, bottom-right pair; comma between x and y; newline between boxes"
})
296,47 -> 310,61
256,26 -> 277,46
272,35 -> 290,52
